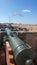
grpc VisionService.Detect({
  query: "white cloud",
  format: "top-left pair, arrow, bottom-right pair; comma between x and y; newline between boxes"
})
13,13 -> 22,17
21,9 -> 31,12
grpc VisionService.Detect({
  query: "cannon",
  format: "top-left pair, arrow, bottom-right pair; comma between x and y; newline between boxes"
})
5,28 -> 34,65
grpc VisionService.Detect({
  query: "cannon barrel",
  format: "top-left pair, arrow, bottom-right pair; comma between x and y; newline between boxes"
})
5,28 -> 34,65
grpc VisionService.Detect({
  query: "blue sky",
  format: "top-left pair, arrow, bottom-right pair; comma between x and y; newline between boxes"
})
0,0 -> 37,24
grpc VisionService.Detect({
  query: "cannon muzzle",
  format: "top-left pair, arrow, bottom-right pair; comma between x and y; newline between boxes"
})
5,28 -> 34,65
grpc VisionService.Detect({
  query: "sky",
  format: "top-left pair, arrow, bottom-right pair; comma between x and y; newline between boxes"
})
0,0 -> 37,24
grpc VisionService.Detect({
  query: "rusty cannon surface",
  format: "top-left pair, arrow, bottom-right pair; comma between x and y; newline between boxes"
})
5,28 -> 34,65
